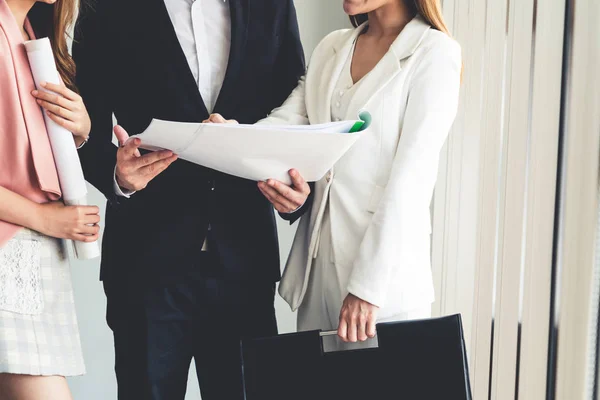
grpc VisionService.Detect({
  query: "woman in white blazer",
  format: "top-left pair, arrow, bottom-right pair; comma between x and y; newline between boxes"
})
208,0 -> 461,351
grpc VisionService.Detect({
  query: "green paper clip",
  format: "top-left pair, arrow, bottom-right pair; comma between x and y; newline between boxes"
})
348,121 -> 365,133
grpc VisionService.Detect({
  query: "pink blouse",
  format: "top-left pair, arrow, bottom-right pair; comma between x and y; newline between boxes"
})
0,0 -> 62,246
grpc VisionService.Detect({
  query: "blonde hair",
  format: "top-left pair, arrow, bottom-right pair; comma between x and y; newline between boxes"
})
29,0 -> 80,92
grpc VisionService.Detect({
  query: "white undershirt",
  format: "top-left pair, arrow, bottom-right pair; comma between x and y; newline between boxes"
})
115,0 -> 232,198
164,0 -> 231,114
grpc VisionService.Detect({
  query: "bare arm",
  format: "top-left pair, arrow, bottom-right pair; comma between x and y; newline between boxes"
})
0,186 -> 101,243
0,186 -> 46,231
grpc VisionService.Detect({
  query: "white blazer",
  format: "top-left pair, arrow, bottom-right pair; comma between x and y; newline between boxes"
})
261,16 -> 462,319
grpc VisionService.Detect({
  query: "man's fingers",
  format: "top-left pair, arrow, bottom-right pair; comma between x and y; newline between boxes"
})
209,113 -> 227,123
114,125 -> 130,147
134,150 -> 175,170
119,138 -> 142,158
141,155 -> 178,178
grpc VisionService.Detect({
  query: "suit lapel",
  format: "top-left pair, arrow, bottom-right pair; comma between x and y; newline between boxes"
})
150,0 -> 208,119
344,15 -> 431,119
315,27 -> 363,124
344,51 -> 402,119
213,0 -> 249,114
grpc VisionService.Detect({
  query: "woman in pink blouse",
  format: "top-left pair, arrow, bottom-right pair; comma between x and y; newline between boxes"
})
0,0 -> 99,398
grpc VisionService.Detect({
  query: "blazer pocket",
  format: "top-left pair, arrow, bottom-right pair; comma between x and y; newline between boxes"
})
367,185 -> 386,213
0,238 -> 44,315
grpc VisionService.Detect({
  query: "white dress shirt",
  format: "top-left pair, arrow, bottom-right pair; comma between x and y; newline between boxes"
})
164,0 -> 231,114
115,0 -> 231,198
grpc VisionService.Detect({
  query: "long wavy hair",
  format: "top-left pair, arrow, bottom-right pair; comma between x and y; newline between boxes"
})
28,0 -> 79,92
351,0 -> 452,36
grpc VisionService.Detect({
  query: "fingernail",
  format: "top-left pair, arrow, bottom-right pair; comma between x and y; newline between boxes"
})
40,81 -> 47,87
134,138 -> 141,145
32,90 -> 38,95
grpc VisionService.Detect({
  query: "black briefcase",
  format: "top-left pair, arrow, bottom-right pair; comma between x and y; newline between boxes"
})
241,314 -> 472,400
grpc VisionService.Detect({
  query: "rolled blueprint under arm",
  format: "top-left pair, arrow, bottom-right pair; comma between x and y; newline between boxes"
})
24,38 -> 100,260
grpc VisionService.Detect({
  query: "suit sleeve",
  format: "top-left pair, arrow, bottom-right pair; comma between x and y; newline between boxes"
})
261,0 -> 312,222
73,4 -> 121,206
262,0 -> 307,124
346,40 -> 462,308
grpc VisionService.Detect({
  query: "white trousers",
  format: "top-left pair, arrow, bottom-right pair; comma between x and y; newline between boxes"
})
296,208 -> 431,352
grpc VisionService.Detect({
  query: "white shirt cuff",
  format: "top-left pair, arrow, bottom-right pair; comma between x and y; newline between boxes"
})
114,167 -> 135,198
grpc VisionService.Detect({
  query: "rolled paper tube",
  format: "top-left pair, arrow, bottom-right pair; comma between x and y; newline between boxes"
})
25,38 -> 100,260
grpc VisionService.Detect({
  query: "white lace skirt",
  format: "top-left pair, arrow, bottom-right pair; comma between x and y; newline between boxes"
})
0,228 -> 85,376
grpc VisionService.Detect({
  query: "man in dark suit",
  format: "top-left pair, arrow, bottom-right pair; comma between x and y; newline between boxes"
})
73,0 -> 306,398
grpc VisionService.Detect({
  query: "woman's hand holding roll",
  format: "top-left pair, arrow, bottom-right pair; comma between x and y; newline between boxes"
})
32,81 -> 91,147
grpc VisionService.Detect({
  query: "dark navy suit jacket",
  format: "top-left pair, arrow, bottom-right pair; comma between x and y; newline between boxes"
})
74,0 -> 306,284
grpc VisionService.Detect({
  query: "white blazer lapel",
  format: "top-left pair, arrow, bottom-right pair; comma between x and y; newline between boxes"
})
344,51 -> 403,119
312,26 -> 365,124
345,15 -> 432,119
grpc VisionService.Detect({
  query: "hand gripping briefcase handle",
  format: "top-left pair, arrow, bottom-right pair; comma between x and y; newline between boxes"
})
241,314 -> 473,400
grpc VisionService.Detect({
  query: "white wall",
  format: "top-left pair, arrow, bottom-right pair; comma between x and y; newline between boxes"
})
67,2 -> 349,399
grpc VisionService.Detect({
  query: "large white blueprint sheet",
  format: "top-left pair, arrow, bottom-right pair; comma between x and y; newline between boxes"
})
131,112 -> 371,184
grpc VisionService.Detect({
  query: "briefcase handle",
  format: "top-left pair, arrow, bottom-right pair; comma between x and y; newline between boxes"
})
319,330 -> 338,337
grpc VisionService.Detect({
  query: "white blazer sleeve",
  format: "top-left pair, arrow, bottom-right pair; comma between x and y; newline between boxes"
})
346,40 -> 462,308
258,75 -> 309,125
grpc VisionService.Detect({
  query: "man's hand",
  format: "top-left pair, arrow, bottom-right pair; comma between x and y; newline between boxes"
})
338,294 -> 379,343
203,113 -> 238,124
258,169 -> 310,214
114,125 -> 178,192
